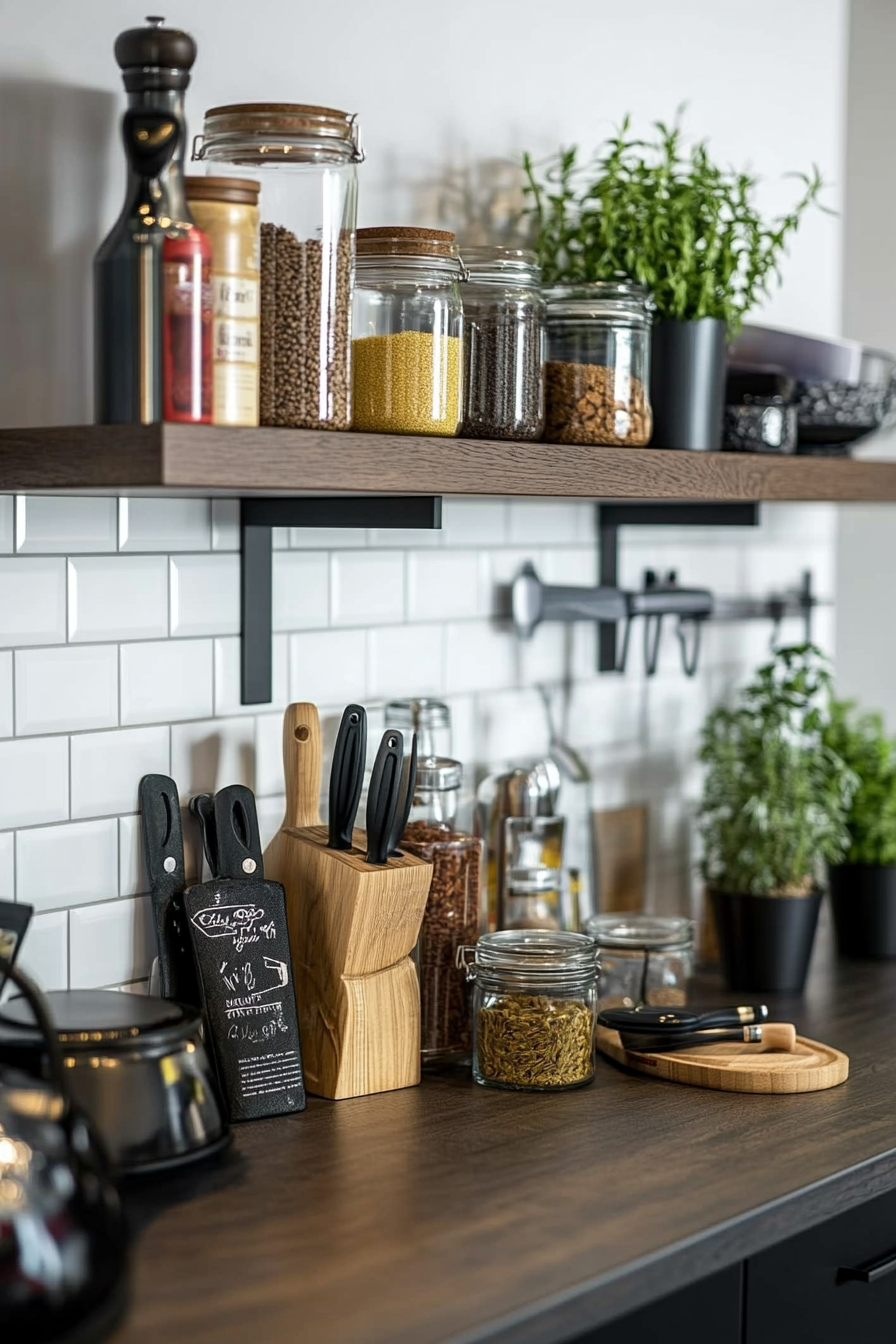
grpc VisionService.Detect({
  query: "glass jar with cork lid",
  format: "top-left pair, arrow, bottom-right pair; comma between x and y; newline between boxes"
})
352,228 -> 465,436
192,103 -> 361,430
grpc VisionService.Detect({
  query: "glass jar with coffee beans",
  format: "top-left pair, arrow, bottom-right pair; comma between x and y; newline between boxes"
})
458,930 -> 598,1091
193,103 -> 361,430
460,247 -> 545,441
544,281 -> 653,446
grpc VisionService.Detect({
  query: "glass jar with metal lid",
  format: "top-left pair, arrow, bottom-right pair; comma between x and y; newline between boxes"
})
385,698 -> 452,761
583,913 -> 694,1008
460,247 -> 545,441
352,227 -> 464,436
192,103 -> 361,430
458,929 -> 597,1090
544,281 -> 653,446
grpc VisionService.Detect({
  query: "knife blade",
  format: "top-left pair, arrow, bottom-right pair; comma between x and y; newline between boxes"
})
328,704 -> 367,851
366,729 -> 404,865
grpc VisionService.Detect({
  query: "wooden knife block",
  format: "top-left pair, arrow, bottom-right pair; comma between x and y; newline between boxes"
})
264,704 -> 433,1100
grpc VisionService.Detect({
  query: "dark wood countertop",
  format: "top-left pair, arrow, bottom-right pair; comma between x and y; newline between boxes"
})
115,918 -> 896,1344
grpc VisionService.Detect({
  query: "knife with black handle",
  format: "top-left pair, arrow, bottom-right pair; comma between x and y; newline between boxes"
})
140,774 -> 199,1005
598,1004 -> 769,1035
190,792 -> 219,877
328,704 -> 367,851
619,1023 -> 796,1054
366,729 -> 404,865
388,732 -> 417,856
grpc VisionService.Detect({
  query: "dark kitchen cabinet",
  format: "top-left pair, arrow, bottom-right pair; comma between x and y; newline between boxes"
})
572,1264 -> 742,1343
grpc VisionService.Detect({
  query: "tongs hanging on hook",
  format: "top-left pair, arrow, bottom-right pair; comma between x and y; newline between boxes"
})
618,571 -> 713,677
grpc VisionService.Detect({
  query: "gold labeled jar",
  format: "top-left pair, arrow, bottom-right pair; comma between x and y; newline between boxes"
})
186,177 -> 260,426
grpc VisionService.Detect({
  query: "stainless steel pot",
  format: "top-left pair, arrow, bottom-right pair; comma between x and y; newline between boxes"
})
0,990 -> 229,1176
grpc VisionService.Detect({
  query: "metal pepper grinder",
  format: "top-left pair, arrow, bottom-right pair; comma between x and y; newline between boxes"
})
94,16 -> 210,425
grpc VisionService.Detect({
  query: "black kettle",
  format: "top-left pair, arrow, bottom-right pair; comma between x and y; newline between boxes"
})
0,958 -> 128,1342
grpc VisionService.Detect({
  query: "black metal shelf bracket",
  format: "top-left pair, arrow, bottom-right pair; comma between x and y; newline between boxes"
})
597,502 -> 760,671
240,496 -> 442,705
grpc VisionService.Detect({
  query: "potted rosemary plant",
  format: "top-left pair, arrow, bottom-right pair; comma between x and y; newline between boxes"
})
699,645 -> 856,992
523,116 -> 824,450
823,700 -> 896,958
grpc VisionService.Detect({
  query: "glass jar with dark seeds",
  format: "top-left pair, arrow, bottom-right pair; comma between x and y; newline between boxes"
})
460,247 -> 545,441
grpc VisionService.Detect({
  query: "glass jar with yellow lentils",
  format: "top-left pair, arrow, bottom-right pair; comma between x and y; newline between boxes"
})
351,227 -> 464,436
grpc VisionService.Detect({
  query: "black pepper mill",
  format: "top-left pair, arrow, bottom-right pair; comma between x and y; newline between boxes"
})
94,16 -> 202,424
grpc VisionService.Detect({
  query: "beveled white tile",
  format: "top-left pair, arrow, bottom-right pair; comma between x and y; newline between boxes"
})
330,552 -> 405,626
15,644 -> 118,736
367,623 -> 445,699
119,498 -> 210,552
0,830 -> 13,899
0,737 -> 68,827
367,527 -> 441,548
69,896 -> 154,989
0,652 -> 11,738
255,713 -> 289,799
407,551 -> 487,621
290,526 -> 367,549
16,819 -> 118,911
170,716 -> 255,795
16,496 -> 117,554
16,910 -> 68,991
70,725 -> 169,820
170,554 -> 240,637
289,628 -> 367,705
445,620 -> 518,694
507,501 -> 593,546
119,815 -> 149,898
120,639 -> 213,725
0,497 -> 12,554
273,552 -> 329,632
0,557 -> 66,647
214,634 -> 288,716
211,499 -> 240,551
539,547 -> 598,586
442,499 -> 507,547
69,556 -> 168,642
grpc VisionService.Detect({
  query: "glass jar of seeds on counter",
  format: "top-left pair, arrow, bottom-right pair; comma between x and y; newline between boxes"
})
544,281 -> 653,446
193,103 -> 361,430
583,914 -> 694,1009
352,228 -> 464,436
458,930 -> 598,1091
460,247 -> 545,440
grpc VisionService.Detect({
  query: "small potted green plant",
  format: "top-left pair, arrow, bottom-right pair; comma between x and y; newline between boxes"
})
698,645 -> 856,992
823,700 -> 896,958
523,115 -> 824,450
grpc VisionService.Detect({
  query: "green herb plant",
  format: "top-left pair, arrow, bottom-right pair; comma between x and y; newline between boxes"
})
823,700 -> 896,866
699,645 -> 857,896
522,114 -> 826,331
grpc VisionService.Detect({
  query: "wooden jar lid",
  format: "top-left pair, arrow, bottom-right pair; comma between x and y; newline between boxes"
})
357,226 -> 457,259
185,176 -> 260,205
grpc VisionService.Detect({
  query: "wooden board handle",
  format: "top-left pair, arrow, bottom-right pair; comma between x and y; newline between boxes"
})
763,1023 -> 797,1051
282,703 -> 322,829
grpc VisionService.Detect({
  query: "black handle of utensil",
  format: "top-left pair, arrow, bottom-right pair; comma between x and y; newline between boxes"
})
328,704 -> 367,850
190,793 -> 219,877
140,774 -> 196,1002
366,729 -> 404,866
214,785 -> 265,882
388,733 -> 417,856
619,1026 -> 764,1053
598,1004 -> 768,1034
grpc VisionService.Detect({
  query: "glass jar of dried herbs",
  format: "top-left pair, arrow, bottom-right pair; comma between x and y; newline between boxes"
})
460,247 -> 545,441
458,930 -> 598,1091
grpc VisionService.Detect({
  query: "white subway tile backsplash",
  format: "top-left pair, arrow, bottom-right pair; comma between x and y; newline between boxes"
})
0,831 -> 13,899
120,639 -> 213,725
273,552 -> 329,632
119,498 -> 210,552
256,794 -> 286,850
71,725 -> 169,820
17,819 -> 118,911
69,895 -> 154,989
289,629 -> 367,705
0,652 -> 11,738
15,645 -> 119,736
290,526 -> 367,549
215,634 -> 288,716
367,623 -> 445,700
0,737 -> 68,827
507,501 -> 594,546
445,620 -> 518,694
17,911 -> 68,991
211,500 -> 240,551
0,497 -> 13,553
331,552 -> 405,626
170,554 -> 240,637
0,557 -> 66,647
170,716 -> 255,795
255,713 -> 289,799
367,527 -> 441,548
540,547 -> 598,586
441,499 -> 507,547
407,551 -> 487,622
119,815 -> 148,898
16,496 -> 117,554
69,556 -> 168,643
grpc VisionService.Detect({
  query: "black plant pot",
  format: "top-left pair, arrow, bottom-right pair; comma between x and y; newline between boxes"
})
829,865 -> 896,958
710,888 -> 822,993
649,317 -> 727,450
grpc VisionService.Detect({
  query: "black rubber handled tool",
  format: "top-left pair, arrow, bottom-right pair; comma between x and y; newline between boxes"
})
190,793 -> 219,876
328,704 -> 367,850
366,729 -> 404,865
388,732 -> 417,857
618,1023 -> 795,1054
213,785 -> 265,882
140,774 -> 199,1005
598,1004 -> 769,1035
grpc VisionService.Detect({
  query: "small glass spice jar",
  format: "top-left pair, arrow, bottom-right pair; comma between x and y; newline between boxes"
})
352,228 -> 464,436
401,757 -> 484,1063
583,914 -> 694,1009
544,282 -> 653,446
458,929 -> 598,1091
384,698 -> 452,762
460,247 -> 545,441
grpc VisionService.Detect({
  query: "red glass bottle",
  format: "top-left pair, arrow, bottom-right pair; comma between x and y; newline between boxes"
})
162,227 -> 213,423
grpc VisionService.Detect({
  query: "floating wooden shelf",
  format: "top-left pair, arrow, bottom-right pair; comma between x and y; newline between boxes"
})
2,422 -> 896,500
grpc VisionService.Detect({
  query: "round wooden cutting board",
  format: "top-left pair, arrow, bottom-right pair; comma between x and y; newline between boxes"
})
596,1025 -> 849,1094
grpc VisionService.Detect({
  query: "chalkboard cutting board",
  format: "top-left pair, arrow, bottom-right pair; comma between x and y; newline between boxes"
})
183,785 -> 306,1122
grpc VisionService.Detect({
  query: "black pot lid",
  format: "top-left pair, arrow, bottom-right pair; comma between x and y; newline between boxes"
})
0,989 -> 196,1047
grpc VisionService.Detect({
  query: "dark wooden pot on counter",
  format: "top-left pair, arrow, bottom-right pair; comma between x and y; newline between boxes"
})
829,865 -> 896,958
710,888 -> 822,993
